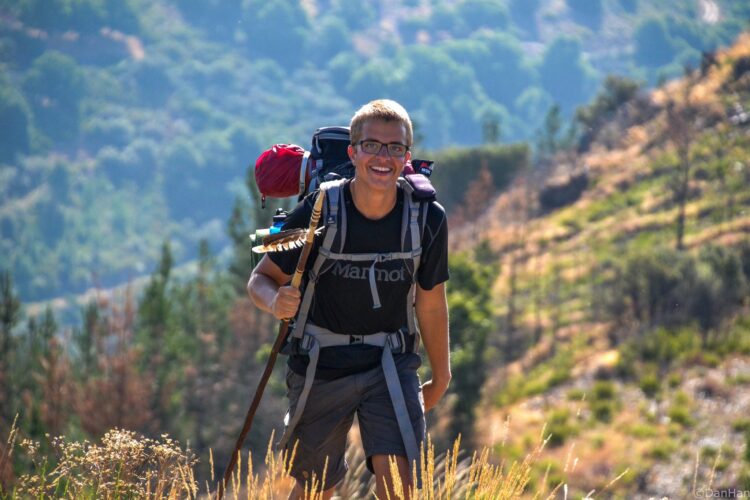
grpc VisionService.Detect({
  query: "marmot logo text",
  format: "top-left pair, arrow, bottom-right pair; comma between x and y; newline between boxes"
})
331,262 -> 407,282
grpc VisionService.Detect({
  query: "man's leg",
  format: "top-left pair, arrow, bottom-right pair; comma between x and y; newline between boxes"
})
371,454 -> 412,499
359,354 -> 425,499
283,368 -> 359,495
288,482 -> 336,500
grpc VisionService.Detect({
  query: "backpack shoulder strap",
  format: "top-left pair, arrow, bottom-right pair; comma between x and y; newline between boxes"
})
290,179 -> 345,340
397,178 -> 428,346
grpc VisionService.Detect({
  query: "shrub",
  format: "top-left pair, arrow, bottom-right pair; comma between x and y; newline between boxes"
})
592,380 -> 616,400
639,372 -> 660,397
625,422 -> 657,438
575,75 -> 640,144
742,468 -> 750,490
428,143 -> 529,211
649,438 -> 677,460
732,417 -> 750,432
591,400 -> 614,423
546,409 -> 578,447
567,388 -> 585,401
668,405 -> 693,427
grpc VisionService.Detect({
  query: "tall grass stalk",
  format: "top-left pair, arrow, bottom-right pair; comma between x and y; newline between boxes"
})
2,422 -> 627,499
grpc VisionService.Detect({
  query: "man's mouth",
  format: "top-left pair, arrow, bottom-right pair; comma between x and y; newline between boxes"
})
369,165 -> 392,175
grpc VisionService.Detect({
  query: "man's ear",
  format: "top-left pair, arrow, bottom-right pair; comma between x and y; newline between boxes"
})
347,144 -> 356,162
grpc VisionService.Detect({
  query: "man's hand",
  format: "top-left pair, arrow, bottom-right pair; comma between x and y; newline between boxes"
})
421,378 -> 450,412
271,285 -> 301,320
247,255 -> 295,318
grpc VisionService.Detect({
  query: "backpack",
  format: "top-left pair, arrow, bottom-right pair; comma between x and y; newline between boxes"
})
254,126 -> 435,205
250,126 -> 436,267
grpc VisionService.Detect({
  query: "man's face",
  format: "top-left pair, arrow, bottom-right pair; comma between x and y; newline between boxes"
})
348,119 -> 411,194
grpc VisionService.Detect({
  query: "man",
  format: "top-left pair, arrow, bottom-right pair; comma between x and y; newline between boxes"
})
248,99 -> 450,499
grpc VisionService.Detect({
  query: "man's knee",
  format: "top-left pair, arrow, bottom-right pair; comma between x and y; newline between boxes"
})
289,482 -> 336,500
371,454 -> 410,477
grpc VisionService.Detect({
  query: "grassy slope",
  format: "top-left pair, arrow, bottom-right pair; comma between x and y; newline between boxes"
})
461,33 -> 750,498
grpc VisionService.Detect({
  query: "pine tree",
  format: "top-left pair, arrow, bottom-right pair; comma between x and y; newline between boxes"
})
136,241 -> 175,430
227,197 -> 255,294
0,271 -> 21,429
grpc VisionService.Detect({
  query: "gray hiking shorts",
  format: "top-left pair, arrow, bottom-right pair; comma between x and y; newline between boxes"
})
282,352 -> 425,490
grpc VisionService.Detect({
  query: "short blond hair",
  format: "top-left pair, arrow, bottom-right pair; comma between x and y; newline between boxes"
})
350,99 -> 413,147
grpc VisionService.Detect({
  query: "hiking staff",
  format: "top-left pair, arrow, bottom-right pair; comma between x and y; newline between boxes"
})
218,190 -> 326,500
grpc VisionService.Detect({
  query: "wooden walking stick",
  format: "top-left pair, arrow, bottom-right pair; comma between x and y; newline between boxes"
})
217,191 -> 326,499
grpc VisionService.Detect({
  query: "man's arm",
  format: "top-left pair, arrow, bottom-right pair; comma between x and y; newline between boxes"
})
247,255 -> 300,320
415,282 -> 450,412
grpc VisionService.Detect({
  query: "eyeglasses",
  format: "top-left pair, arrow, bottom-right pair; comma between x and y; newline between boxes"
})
356,140 -> 410,157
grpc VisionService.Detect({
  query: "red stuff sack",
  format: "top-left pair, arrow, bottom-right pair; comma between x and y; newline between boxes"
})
254,144 -> 310,206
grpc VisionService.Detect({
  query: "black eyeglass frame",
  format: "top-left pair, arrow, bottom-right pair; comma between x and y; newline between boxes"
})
355,140 -> 411,157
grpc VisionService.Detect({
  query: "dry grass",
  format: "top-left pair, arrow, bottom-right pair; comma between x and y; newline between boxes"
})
9,428 -> 198,499
0,416 -> 629,499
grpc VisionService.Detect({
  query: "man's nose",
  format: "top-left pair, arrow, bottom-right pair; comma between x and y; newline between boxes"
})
376,145 -> 390,157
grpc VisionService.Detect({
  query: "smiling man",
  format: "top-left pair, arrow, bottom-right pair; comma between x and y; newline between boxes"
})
248,99 -> 450,499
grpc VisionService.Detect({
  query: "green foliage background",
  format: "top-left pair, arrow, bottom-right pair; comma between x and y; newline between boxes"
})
1,0 -> 744,302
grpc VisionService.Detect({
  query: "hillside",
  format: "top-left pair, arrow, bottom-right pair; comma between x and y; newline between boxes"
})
2,0 -> 748,304
459,32 -> 750,498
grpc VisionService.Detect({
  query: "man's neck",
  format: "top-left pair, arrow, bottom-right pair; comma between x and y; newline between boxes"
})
350,179 -> 398,220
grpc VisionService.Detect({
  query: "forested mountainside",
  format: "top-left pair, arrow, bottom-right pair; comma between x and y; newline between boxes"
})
448,32 -> 750,497
1,0 -> 747,303
2,1 -> 750,496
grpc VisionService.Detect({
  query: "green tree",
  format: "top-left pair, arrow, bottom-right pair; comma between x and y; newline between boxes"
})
0,79 -> 32,162
445,251 -> 497,440
634,17 -> 678,67
514,87 -> 553,132
179,0 -> 243,41
132,59 -> 174,107
538,36 -> 597,113
618,0 -> 638,14
536,104 -> 563,159
509,0 -> 539,37
575,75 -> 640,150
242,0 -> 310,69
17,307 -> 62,436
566,0 -> 603,31
0,271 -> 21,427
307,16 -> 352,65
468,32 -> 534,110
136,241 -> 176,427
22,51 -> 85,143
73,300 -> 100,377
456,0 -> 509,35
227,196 -> 254,294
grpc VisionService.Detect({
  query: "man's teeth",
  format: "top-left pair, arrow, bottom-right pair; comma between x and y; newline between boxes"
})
371,166 -> 390,172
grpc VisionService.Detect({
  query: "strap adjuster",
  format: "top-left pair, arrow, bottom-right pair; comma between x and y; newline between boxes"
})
349,334 -> 364,344
376,253 -> 393,263
387,331 -> 404,353
300,334 -> 315,353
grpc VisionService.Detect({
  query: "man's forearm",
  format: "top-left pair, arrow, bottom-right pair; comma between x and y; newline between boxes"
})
416,284 -> 451,400
247,271 -> 280,315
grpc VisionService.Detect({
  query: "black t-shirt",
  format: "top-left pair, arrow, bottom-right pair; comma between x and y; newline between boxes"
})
269,180 -> 449,379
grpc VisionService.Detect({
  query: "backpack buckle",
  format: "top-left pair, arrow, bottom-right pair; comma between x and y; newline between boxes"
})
349,334 -> 364,344
298,334 -> 314,354
387,331 -> 405,354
